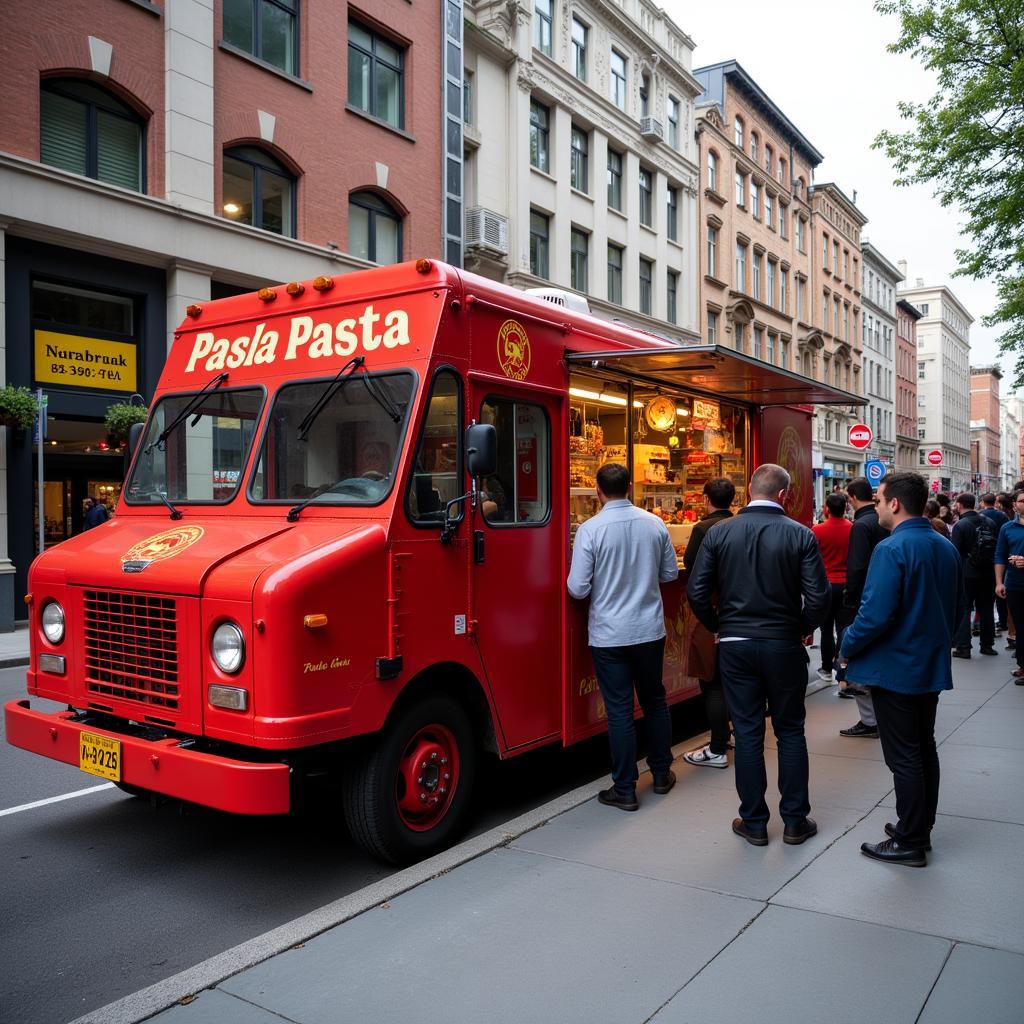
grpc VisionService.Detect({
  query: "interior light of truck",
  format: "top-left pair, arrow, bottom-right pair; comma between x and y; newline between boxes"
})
208,684 -> 248,712
186,304 -> 202,318
312,276 -> 334,292
257,287 -> 277,302
416,259 -> 432,273
38,654 -> 65,675
286,281 -> 305,297
211,622 -> 245,674
40,601 -> 65,644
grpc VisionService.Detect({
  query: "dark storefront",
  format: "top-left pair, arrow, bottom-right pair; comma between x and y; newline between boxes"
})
4,238 -> 166,618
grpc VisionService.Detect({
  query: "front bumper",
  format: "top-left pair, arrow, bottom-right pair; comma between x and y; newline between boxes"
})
5,700 -> 291,815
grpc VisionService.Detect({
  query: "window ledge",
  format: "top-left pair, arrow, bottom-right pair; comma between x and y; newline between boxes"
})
607,205 -> 627,220
667,237 -> 683,251
219,40 -> 313,92
703,187 -> 726,207
121,0 -> 161,14
704,273 -> 728,289
345,104 -> 415,142
530,166 -> 558,185
570,187 -> 593,202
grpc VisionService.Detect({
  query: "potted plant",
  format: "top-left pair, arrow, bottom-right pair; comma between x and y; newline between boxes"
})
0,385 -> 39,431
104,399 -> 148,445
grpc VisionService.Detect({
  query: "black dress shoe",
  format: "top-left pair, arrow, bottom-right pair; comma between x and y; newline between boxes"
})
783,817 -> 818,845
861,837 -> 926,867
952,649 -> 971,659
979,646 -> 998,656
652,769 -> 676,794
732,817 -> 769,846
598,787 -> 639,811
885,822 -> 931,851
840,721 -> 879,738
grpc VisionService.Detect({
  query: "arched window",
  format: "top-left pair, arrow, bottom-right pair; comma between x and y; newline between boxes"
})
707,149 -> 718,192
349,190 -> 402,264
778,157 -> 788,186
734,116 -> 744,150
750,130 -> 759,163
40,78 -> 145,192
222,145 -> 295,236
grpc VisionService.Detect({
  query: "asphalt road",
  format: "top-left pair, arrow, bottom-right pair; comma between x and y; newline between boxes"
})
0,665 -> 708,1024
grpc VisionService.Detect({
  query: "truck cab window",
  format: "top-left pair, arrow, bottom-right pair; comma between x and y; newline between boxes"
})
406,369 -> 462,524
479,398 -> 550,525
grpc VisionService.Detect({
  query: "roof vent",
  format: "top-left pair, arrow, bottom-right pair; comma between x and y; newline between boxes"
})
524,287 -> 591,314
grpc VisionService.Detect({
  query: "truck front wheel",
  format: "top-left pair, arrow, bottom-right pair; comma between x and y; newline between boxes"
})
344,693 -> 476,864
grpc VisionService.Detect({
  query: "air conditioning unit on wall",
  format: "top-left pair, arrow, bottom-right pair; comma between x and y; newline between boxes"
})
464,207 -> 508,256
640,117 -> 663,140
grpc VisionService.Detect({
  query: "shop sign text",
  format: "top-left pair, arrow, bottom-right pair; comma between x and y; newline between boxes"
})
34,330 -> 137,392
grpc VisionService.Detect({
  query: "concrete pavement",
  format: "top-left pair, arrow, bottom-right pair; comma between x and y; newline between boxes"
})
78,648 -> 1024,1024
0,623 -> 29,669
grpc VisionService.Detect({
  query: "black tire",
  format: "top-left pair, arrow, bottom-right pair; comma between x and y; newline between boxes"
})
343,693 -> 477,864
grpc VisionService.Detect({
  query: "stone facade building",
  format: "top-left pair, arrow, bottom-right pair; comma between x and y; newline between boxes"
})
970,366 -> 1003,491
860,242 -> 901,469
810,183 -> 867,496
692,60 -> 820,370
0,0 -> 450,625
895,296 -> 922,474
899,277 -> 973,492
463,0 -> 702,341
1001,394 -> 1024,490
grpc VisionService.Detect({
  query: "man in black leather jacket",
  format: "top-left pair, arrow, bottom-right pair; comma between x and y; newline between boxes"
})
687,463 -> 829,847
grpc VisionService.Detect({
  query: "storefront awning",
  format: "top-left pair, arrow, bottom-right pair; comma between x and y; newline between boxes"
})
565,344 -> 865,407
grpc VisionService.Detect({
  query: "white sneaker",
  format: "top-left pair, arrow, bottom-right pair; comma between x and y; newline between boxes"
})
816,668 -> 833,681
683,745 -> 729,769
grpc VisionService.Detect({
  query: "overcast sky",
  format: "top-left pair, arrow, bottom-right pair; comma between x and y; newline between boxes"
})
664,0 -> 1010,382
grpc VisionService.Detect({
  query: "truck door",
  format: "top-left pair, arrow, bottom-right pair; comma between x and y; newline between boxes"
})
469,383 -> 562,750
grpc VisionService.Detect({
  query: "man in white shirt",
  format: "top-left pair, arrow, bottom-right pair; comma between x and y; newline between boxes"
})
567,463 -> 680,810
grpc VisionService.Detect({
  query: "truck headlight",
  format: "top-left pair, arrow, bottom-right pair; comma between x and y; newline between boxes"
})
211,621 -> 245,674
41,601 -> 65,644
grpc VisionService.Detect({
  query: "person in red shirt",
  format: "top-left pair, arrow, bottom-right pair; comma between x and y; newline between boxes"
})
812,492 -> 853,682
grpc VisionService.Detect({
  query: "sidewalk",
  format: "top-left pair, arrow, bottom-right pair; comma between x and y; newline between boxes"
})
90,651 -> 1024,1024
0,623 -> 29,669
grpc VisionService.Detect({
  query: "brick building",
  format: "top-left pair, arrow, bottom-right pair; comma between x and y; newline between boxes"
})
895,296 -> 922,474
970,365 -> 1002,491
0,0 -> 450,626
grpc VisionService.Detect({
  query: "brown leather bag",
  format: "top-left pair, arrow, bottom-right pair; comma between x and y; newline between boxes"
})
685,605 -> 717,681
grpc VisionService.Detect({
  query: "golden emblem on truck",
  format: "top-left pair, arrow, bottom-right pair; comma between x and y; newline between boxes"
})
497,320 -> 531,381
121,525 -> 205,572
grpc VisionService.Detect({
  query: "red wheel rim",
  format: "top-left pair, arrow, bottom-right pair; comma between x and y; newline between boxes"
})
395,723 -> 460,832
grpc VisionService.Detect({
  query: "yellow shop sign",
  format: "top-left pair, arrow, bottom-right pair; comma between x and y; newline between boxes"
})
34,330 -> 137,392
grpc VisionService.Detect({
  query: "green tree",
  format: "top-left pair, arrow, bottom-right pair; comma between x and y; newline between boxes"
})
874,0 -> 1024,378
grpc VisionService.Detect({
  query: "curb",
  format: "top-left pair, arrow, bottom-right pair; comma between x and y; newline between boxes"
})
67,769 -> 616,1024
0,656 -> 29,670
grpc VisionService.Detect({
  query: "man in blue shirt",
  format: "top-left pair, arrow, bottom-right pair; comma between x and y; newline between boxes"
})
567,462 -> 680,810
840,473 -> 964,867
994,490 -> 1024,681
982,492 -> 1011,634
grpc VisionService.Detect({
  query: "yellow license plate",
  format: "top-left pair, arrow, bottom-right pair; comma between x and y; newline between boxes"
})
79,731 -> 121,782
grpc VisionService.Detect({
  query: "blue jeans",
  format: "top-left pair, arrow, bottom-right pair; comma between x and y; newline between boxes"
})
590,638 -> 673,795
718,638 -> 811,828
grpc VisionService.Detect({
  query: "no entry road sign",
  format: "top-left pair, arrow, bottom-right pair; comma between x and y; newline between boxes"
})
849,423 -> 872,449
927,449 -> 943,466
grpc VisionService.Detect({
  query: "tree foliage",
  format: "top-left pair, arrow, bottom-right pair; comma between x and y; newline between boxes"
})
874,0 -> 1024,379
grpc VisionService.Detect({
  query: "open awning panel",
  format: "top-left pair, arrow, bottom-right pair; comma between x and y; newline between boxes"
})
566,344 -> 864,407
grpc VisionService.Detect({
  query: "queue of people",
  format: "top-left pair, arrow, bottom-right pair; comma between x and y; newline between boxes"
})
566,461 -> 1023,869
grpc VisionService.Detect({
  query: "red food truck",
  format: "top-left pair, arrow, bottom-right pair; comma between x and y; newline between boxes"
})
6,259 -> 856,863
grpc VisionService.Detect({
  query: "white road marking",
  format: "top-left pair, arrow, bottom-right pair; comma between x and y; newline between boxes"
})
0,783 -> 115,817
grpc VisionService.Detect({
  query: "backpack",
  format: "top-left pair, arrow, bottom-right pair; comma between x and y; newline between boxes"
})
967,515 -> 996,570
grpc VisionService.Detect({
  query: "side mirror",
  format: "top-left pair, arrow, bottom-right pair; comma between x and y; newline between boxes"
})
125,421 -> 145,475
466,423 -> 496,479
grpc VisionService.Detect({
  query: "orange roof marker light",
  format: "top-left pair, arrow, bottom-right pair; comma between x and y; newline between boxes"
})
185,304 -> 202,318
303,614 -> 329,630
312,276 -> 334,292
286,281 -> 305,297
415,259 -> 432,274
257,287 -> 277,303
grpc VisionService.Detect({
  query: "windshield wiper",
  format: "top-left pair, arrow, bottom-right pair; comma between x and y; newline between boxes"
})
296,356 -> 364,441
145,372 -> 229,453
362,373 -> 403,423
156,491 -> 183,520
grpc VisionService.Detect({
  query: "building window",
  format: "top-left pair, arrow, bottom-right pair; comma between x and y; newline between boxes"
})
834,297 -> 841,336
832,239 -> 839,273
917,360 -> 925,379
607,243 -> 623,304
822,233 -> 829,269
796,216 -> 805,252
707,150 -> 718,192
765,191 -> 774,228
666,185 -> 679,242
530,209 -> 549,277
639,257 -> 653,315
223,145 -> 295,236
734,116 -> 744,149
843,250 -> 849,280
571,17 -> 588,80
779,203 -> 787,239
766,259 -> 776,308
781,338 -> 789,369
754,326 -> 763,360
796,276 -> 804,320
463,70 -> 473,124
707,225 -> 718,276
534,0 -> 553,55
919,302 -> 929,315
750,179 -> 760,219
708,309 -> 719,343
778,157 -> 787,185
639,167 -> 653,226
667,270 -> 678,324
570,228 -> 589,292
750,132 -> 759,163
348,21 -> 404,128
640,74 -> 650,118
607,149 -> 623,210
348,190 -> 401,262
40,79 -> 145,192
735,170 -> 745,207
736,242 -> 747,292
667,96 -> 680,148
735,322 -> 746,353
780,269 -> 788,312
752,251 -> 762,300
843,304 -> 850,339
529,100 -> 550,172
610,50 -> 627,109
570,125 -> 589,192
224,0 -> 298,75
765,144 -> 773,176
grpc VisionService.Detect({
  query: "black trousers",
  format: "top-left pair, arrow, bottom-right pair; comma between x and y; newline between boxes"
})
871,687 -> 940,850
718,638 -> 810,828
699,663 -> 731,756
1005,590 -> 1024,668
954,575 -> 995,651
819,583 -> 845,672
